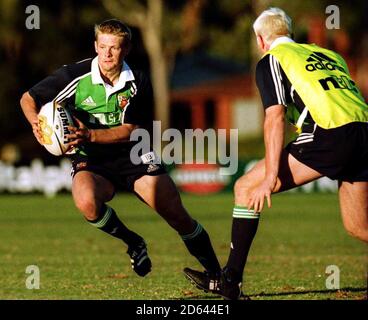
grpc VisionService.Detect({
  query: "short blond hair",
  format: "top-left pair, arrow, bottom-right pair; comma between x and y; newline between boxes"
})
253,8 -> 292,44
94,19 -> 132,46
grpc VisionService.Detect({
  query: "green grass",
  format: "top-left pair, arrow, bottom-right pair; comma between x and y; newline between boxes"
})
0,193 -> 366,300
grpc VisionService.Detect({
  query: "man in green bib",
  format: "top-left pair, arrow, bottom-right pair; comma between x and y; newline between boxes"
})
20,19 -> 221,289
184,7 -> 368,299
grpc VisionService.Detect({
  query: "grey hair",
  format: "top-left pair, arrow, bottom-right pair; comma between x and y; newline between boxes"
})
253,7 -> 293,43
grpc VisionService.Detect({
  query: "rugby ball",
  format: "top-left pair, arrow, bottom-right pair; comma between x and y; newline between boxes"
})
38,101 -> 75,156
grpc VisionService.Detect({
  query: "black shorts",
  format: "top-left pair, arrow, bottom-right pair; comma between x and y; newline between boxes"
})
286,122 -> 368,181
70,151 -> 166,192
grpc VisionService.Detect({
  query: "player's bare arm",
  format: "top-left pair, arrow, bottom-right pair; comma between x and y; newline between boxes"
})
66,118 -> 138,148
19,91 -> 43,144
248,104 -> 285,212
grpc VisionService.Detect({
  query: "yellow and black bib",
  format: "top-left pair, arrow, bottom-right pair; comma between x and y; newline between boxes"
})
267,42 -> 368,129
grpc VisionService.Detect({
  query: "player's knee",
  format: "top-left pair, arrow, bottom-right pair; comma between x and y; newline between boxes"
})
358,231 -> 368,243
234,178 -> 252,203
353,229 -> 368,243
344,223 -> 368,243
349,229 -> 368,243
74,196 -> 100,220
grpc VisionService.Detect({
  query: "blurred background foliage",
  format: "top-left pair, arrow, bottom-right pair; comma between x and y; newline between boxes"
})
0,0 -> 367,163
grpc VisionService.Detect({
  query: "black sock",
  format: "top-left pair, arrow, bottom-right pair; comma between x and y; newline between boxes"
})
226,206 -> 260,281
87,205 -> 142,247
181,221 -> 221,274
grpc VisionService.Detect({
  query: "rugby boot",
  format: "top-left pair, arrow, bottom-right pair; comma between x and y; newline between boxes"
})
127,240 -> 152,277
183,267 -> 221,293
218,267 -> 243,300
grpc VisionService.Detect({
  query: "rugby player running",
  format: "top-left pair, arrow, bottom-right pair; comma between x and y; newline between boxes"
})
20,19 -> 221,285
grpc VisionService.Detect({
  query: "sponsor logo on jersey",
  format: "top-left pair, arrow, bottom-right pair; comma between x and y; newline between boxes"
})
305,52 -> 358,93
318,75 -> 358,93
88,112 -> 122,125
305,52 -> 344,73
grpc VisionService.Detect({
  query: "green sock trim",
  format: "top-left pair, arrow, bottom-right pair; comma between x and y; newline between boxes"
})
88,206 -> 113,228
181,222 -> 203,241
233,205 -> 260,219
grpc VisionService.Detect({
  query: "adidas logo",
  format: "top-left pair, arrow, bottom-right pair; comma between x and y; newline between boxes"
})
147,164 -> 159,173
305,52 -> 357,92
305,52 -> 344,73
111,227 -> 118,234
81,96 -> 97,107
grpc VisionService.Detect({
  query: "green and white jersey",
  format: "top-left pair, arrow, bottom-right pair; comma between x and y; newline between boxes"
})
29,57 -> 153,157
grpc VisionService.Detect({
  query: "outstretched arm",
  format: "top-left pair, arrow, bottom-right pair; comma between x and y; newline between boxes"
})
248,104 -> 285,212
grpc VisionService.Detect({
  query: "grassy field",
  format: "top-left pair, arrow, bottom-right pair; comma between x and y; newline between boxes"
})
0,192 -> 366,300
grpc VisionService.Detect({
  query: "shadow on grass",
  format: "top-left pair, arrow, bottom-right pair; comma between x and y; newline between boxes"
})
176,287 -> 367,300
175,294 -> 220,300
249,287 -> 367,299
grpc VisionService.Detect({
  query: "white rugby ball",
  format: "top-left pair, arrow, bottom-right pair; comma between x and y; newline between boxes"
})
38,101 -> 75,156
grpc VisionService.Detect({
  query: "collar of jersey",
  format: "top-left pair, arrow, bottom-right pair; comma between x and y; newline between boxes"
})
91,57 -> 135,91
269,36 -> 295,50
